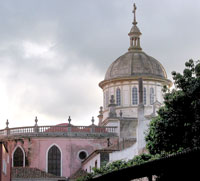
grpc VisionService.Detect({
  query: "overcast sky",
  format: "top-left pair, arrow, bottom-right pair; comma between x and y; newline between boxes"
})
0,0 -> 200,129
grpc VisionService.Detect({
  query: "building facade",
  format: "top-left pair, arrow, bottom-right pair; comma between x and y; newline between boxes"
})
0,120 -> 118,180
0,4 -> 171,180
85,3 -> 172,170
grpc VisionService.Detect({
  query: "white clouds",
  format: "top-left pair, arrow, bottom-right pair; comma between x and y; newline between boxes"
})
0,56 -> 103,127
22,41 -> 55,59
0,36 -> 103,128
0,0 -> 200,128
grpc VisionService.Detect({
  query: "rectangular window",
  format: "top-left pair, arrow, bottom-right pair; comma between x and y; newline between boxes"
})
116,88 -> 121,106
150,88 -> 154,105
143,87 -> 146,105
132,87 -> 138,105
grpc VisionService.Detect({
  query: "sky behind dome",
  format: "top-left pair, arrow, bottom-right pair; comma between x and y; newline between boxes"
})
0,0 -> 200,129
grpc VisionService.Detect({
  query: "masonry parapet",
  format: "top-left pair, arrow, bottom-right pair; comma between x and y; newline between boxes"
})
0,125 -> 118,139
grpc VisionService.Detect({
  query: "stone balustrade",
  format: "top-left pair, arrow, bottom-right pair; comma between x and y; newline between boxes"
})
0,125 -> 117,138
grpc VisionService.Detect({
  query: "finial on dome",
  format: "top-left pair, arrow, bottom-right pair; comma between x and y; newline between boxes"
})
128,3 -> 142,51
133,3 -> 137,25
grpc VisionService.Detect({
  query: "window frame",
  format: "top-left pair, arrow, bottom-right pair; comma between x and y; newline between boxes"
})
132,87 -> 138,105
150,87 -> 154,105
116,88 -> 121,106
77,150 -> 88,161
143,87 -> 147,105
12,145 -> 25,167
46,144 -> 62,176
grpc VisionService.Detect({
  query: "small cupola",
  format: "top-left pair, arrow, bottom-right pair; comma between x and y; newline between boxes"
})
128,3 -> 142,51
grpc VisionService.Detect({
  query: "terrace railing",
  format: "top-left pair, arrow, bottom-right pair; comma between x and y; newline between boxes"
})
0,125 -> 117,138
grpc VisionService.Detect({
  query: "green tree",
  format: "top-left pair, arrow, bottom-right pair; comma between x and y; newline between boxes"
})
146,59 -> 200,155
76,153 -> 160,181
77,60 -> 200,181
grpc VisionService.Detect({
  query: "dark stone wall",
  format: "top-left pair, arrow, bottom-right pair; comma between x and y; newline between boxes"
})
100,153 -> 109,167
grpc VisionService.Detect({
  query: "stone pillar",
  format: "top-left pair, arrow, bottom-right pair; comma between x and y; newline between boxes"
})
5,120 -> 10,136
91,117 -> 95,133
68,116 -> 71,132
104,96 -> 120,137
138,37 -> 141,47
137,78 -> 146,153
138,78 -> 143,105
108,95 -> 117,118
130,37 -> 133,47
98,106 -> 103,126
34,117 -> 39,133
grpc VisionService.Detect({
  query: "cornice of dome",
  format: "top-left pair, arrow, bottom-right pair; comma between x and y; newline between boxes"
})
99,75 -> 172,89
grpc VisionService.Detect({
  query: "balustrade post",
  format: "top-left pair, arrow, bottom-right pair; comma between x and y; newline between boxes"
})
34,117 -> 39,133
90,117 -> 95,133
6,119 -> 10,135
68,116 -> 71,132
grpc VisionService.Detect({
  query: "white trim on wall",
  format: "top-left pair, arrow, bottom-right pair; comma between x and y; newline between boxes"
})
12,145 -> 25,167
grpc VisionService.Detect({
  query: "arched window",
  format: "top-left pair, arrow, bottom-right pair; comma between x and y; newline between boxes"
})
150,87 -> 154,105
48,145 -> 61,176
132,87 -> 138,105
116,88 -> 121,106
13,146 -> 24,167
143,87 -> 146,105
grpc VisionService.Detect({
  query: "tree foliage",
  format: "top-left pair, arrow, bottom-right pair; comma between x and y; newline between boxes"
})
77,59 -> 200,181
76,153 -> 160,181
146,59 -> 200,155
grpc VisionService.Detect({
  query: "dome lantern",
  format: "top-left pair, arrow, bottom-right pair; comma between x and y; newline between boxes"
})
128,3 -> 142,51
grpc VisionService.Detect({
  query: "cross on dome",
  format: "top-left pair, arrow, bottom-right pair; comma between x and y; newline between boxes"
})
133,3 -> 137,25
128,3 -> 142,51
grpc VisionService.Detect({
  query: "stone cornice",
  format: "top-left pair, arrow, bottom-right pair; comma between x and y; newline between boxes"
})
99,76 -> 172,89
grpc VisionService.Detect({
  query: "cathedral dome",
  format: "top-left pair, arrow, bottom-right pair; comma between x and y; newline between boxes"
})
104,51 -> 167,81
100,3 -> 170,87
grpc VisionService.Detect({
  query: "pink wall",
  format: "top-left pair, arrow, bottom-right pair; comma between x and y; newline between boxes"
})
1,143 -> 11,181
8,136 -> 118,178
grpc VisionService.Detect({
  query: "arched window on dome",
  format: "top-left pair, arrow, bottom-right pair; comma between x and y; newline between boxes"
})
132,87 -> 138,105
150,87 -> 154,105
13,146 -> 25,167
143,87 -> 146,105
116,88 -> 121,106
47,145 -> 61,176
